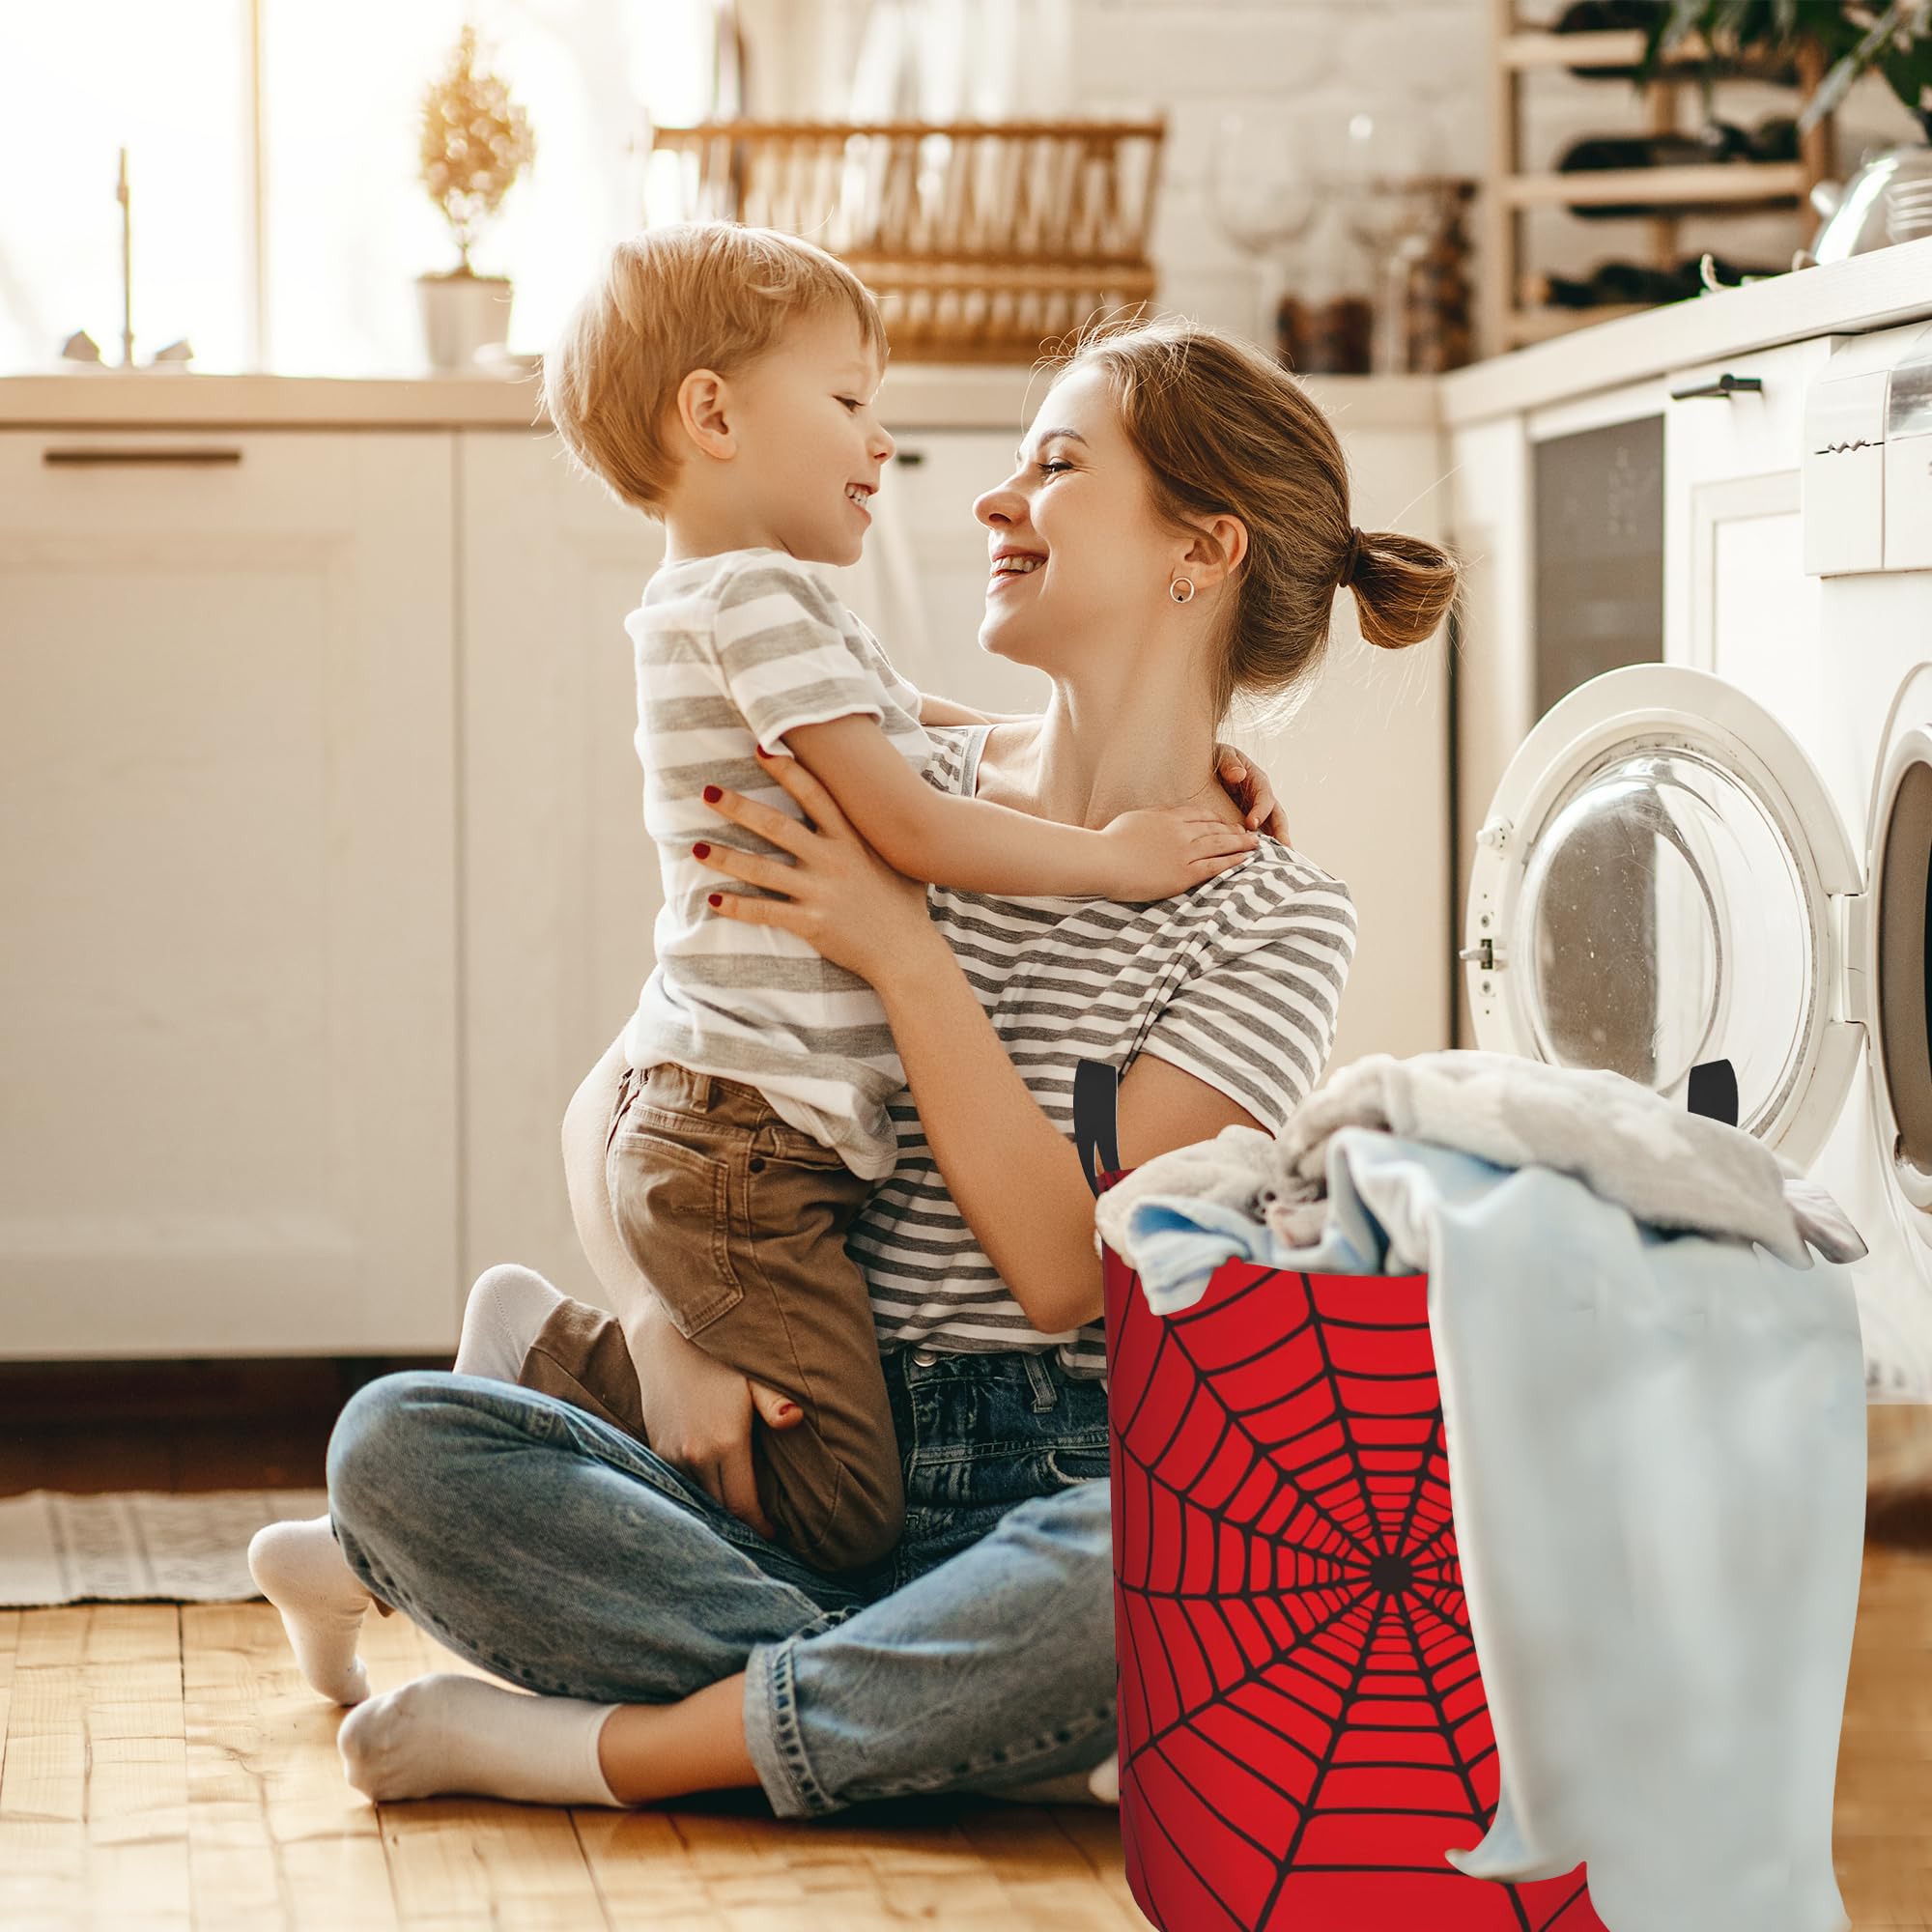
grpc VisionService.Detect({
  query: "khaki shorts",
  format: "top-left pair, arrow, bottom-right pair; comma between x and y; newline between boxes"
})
517,1060 -> 903,1574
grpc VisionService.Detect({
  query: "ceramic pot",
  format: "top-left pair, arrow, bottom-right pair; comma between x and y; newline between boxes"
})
416,270 -> 513,371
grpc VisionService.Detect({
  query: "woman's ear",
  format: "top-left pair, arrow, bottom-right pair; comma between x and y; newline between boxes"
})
1180,513 -> 1249,588
674,368 -> 736,461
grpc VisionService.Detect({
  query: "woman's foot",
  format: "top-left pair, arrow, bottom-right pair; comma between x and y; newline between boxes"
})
452,1262 -> 567,1381
246,1514 -> 373,1705
337,1673 -> 620,1806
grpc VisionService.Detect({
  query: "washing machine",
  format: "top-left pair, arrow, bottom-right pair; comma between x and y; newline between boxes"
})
1463,315 -> 1932,1398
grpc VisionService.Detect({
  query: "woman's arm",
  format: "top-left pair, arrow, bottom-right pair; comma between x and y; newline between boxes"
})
694,750 -> 1264,1337
875,942 -> 1262,1333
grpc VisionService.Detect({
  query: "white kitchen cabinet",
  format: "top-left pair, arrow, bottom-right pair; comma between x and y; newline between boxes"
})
457,435 -> 664,1301
1664,337 -> 1833,721
0,431 -> 459,1356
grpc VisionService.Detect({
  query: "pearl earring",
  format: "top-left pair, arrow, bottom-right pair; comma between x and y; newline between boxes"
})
1169,577 -> 1195,605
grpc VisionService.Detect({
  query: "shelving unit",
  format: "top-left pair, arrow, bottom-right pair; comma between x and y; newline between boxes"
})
1483,2 -> 1836,354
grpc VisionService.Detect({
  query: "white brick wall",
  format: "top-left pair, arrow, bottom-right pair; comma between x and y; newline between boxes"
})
769,0 -> 1924,357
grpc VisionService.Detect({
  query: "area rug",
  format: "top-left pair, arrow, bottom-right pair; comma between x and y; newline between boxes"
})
0,1488 -> 327,1605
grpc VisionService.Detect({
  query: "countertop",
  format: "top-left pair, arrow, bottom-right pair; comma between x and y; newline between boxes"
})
1440,233 -> 1932,427
0,363 -> 1441,434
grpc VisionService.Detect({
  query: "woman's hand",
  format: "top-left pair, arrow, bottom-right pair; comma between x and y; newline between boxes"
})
627,1298 -> 799,1540
1215,743 -> 1291,841
693,750 -> 941,983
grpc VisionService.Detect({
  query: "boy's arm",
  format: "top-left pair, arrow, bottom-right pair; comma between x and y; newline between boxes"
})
784,716 -> 1116,894
780,715 -> 1247,899
915,693 -> 1037,727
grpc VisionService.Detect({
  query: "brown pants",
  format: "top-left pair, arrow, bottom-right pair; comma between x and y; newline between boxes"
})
517,1060 -> 903,1574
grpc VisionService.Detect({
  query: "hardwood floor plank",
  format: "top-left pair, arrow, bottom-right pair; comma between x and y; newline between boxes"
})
183,1603 -> 397,1932
0,1606 -> 190,1932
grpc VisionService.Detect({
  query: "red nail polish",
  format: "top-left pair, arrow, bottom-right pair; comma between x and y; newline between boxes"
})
707,893 -> 723,908
702,784 -> 722,804
692,841 -> 709,859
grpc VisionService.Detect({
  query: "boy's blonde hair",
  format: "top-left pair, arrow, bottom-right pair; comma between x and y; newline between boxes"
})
543,222 -> 889,515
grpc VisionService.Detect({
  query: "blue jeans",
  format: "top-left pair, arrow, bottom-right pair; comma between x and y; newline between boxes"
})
326,1346 -> 1117,1817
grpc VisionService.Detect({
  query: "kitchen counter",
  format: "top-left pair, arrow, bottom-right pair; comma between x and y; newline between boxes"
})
0,363 -> 1440,433
1442,233 -> 1932,427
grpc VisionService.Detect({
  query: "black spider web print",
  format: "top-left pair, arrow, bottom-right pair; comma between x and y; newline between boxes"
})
1103,1255 -> 1605,1932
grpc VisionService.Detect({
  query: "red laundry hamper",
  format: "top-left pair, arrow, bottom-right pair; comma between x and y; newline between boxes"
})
1074,1061 -> 1605,1932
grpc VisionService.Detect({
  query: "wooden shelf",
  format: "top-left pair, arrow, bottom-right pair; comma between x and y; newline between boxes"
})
1498,29 -> 1800,79
1501,161 -> 1805,211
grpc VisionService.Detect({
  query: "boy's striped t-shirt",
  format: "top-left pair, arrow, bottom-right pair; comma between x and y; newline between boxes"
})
622,547 -> 932,1180
851,724 -> 1358,1378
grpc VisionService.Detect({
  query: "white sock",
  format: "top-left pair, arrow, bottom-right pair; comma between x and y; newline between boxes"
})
1088,1751 -> 1121,1804
247,1514 -> 372,1705
337,1672 -> 622,1807
452,1262 -> 566,1382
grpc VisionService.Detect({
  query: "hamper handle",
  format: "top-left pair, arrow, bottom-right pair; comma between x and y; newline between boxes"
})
1073,1059 -> 1122,1197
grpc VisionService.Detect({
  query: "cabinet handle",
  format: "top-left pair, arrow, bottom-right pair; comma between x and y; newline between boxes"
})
1666,373 -> 1764,402
42,447 -> 244,468
893,449 -> 925,466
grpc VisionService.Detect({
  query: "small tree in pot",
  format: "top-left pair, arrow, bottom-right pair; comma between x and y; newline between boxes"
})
416,27 -> 536,370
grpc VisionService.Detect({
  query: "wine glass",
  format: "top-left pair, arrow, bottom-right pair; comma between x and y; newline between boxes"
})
1208,111 -> 1319,349
1323,100 -> 1442,374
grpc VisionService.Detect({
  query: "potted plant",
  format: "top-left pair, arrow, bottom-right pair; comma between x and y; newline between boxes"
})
416,27 -> 536,371
1634,1 -> 1931,139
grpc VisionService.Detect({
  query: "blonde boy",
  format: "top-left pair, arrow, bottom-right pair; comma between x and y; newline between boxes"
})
534,223 -> 1256,1572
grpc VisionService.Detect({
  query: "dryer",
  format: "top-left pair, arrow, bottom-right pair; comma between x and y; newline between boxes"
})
1464,316 -> 1932,1398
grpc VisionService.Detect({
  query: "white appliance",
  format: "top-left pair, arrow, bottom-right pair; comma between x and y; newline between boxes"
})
1463,316 -> 1932,1397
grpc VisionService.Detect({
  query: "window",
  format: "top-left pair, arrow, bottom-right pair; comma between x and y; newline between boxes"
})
0,0 -> 720,375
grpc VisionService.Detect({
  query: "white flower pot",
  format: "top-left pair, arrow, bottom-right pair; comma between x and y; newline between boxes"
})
416,270 -> 513,372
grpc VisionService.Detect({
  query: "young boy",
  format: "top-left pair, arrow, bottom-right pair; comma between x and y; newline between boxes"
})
526,221 -> 1258,1575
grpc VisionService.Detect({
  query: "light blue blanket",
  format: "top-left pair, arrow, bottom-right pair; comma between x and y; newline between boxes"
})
1111,1130 -> 1866,1932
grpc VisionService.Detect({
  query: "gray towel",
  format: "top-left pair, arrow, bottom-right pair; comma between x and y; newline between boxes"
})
1097,1051 -> 1866,1267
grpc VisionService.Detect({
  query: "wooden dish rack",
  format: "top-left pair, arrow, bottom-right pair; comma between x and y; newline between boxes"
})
647,120 -> 1166,363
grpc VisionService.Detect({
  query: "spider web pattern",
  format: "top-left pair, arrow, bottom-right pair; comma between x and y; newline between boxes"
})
1103,1251 -> 1606,1932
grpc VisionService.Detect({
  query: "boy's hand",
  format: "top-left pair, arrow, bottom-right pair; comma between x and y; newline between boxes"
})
1215,744 -> 1291,840
1100,807 -> 1259,899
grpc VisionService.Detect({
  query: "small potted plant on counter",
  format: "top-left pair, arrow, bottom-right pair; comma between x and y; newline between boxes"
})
416,26 -> 535,372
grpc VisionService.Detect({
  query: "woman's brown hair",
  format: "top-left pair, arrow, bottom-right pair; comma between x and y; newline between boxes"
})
1051,317 -> 1461,721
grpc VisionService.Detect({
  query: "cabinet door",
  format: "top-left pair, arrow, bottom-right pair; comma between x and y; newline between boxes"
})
0,432 -> 458,1356
458,435 -> 665,1294
1665,337 -> 1830,720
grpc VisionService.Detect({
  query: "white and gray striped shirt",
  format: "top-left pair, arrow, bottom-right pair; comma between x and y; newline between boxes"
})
854,724 -> 1358,1378
622,549 -> 933,1179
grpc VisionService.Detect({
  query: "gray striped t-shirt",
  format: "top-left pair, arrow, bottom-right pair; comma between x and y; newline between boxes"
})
852,724 -> 1358,1378
621,548 -> 934,1179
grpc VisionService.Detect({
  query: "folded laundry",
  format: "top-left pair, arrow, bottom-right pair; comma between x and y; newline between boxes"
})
1094,1050 -> 1865,1303
1101,1127 -> 1866,1932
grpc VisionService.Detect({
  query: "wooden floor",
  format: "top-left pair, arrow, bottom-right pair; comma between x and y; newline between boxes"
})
8,1381 -> 1932,1927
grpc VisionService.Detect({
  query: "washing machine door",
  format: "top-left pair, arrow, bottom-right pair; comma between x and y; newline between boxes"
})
1465,665 -> 1863,1166
1867,664 -> 1932,1241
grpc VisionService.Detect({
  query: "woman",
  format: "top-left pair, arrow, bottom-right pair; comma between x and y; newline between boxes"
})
313,319 -> 1459,1813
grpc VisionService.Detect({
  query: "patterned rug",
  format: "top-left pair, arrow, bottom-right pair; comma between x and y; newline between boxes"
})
0,1488 -> 327,1605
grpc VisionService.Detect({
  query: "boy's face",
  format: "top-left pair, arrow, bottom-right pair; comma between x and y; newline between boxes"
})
722,311 -> 895,566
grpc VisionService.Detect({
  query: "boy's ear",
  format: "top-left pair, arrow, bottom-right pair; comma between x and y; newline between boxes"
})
674,367 -> 736,461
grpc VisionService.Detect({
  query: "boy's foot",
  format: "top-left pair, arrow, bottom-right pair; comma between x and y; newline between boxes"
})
337,1673 -> 620,1806
452,1262 -> 567,1381
247,1514 -> 373,1705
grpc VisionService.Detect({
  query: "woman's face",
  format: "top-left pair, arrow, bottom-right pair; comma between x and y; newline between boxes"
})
971,363 -> 1179,671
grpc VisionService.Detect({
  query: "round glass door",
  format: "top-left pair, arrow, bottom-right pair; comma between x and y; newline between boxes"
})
1512,738 -> 1822,1136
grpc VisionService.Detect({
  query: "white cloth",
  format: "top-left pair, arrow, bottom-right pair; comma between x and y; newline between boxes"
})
1094,1051 -> 1866,1283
